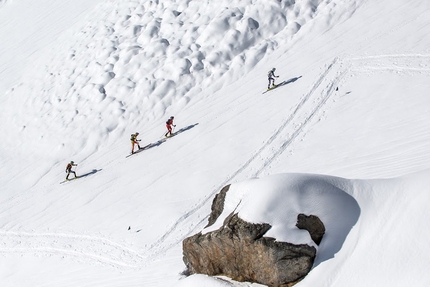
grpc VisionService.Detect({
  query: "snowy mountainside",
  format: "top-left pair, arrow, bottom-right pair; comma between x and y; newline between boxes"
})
1,0 -> 430,287
0,0 -> 335,171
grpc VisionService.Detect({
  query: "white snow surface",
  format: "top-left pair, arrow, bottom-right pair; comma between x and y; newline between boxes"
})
1,0 -> 430,286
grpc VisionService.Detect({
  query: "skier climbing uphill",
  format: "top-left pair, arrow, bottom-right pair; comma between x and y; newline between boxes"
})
267,67 -> 279,89
65,161 -> 78,180
165,116 -> 176,137
130,132 -> 141,154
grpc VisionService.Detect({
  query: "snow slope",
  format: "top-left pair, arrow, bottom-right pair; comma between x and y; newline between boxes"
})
1,0 -> 430,286
0,0 -> 107,92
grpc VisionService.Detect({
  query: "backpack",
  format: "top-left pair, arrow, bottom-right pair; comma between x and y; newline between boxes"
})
130,134 -> 135,141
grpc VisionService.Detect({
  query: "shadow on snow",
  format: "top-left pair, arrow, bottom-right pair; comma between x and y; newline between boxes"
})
174,123 -> 199,136
279,75 -> 302,87
144,123 -> 200,151
79,169 -> 102,178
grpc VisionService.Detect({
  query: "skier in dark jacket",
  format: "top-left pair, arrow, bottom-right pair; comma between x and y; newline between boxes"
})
165,116 -> 176,137
65,161 -> 78,180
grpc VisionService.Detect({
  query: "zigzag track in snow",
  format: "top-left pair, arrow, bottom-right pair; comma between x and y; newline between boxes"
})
348,54 -> 430,74
250,53 -> 430,177
252,65 -> 349,177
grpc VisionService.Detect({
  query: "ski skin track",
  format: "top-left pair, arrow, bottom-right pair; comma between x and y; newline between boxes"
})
125,143 -> 152,158
0,230 -> 145,269
262,81 -> 286,94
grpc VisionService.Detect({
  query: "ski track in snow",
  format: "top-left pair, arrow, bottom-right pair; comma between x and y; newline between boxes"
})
0,230 -> 144,269
1,54 -> 429,269
250,62 -> 348,177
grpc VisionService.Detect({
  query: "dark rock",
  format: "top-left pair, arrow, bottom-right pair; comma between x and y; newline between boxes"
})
183,213 -> 316,286
296,214 -> 326,245
206,184 -> 230,228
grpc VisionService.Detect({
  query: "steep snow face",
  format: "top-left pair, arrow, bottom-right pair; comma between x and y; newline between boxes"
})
0,0 -> 107,92
1,0 -> 430,287
0,0 -> 347,170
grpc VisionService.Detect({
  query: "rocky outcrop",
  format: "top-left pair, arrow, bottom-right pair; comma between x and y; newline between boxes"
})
206,184 -> 230,227
183,213 -> 316,286
183,185 -> 326,286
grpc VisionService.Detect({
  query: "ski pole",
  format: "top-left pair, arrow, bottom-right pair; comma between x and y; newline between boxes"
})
75,163 -> 79,178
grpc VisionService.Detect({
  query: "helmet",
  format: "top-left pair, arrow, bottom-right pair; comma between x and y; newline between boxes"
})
170,116 -> 174,119
135,132 -> 139,135
70,161 -> 74,164
272,68 -> 276,71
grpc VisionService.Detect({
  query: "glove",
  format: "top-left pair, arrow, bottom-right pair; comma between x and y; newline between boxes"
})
174,125 -> 176,127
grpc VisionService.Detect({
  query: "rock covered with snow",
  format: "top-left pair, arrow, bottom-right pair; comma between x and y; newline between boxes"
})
183,173 -> 360,286
183,212 -> 316,286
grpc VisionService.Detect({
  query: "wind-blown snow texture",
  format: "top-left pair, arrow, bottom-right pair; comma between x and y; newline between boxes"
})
1,0 -> 430,286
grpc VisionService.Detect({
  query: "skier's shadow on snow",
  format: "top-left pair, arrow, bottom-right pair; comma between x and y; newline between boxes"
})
79,169 -> 102,178
144,140 -> 166,150
174,123 -> 199,136
145,123 -> 199,150
280,75 -> 302,86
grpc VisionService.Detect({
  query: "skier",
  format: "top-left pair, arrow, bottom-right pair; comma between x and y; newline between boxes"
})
65,161 -> 78,180
267,67 -> 279,89
130,132 -> 141,154
165,116 -> 176,137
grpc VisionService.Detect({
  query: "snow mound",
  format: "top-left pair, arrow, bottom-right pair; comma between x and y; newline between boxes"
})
204,173 -> 360,252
